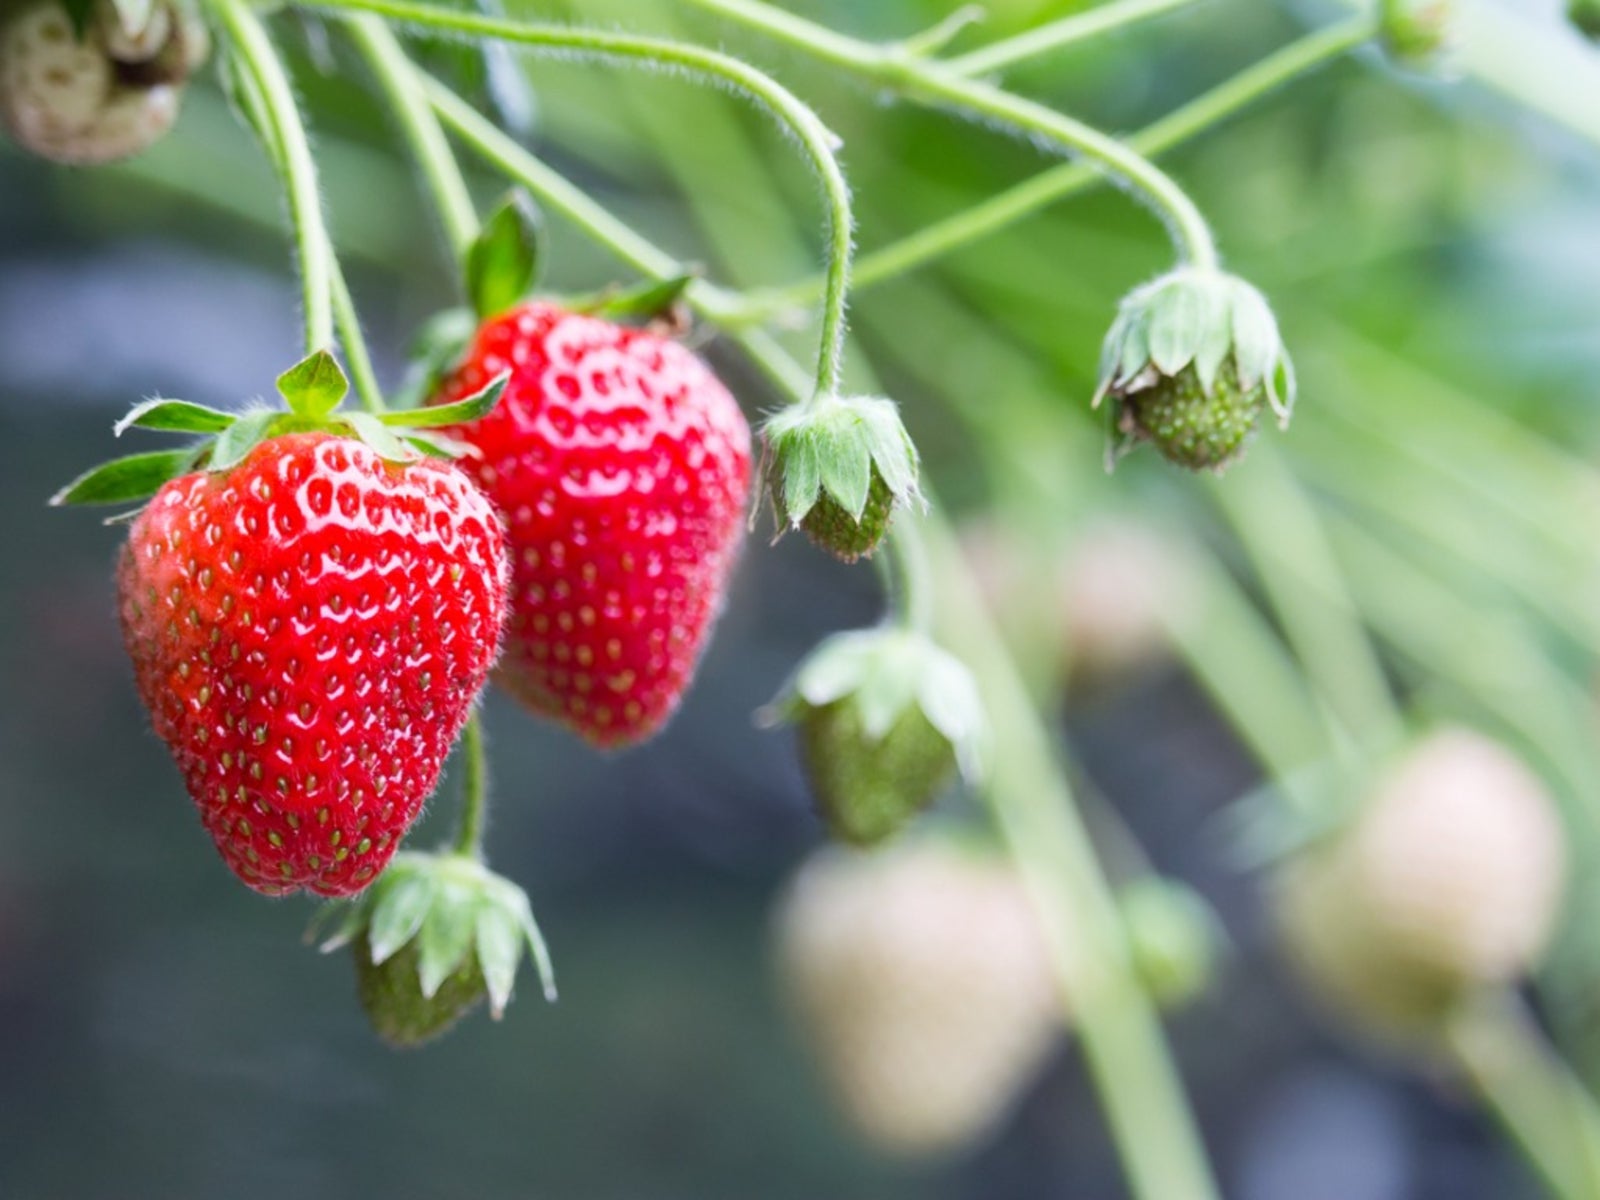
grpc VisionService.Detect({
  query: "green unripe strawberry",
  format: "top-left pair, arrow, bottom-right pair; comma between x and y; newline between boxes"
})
1095,267 -> 1294,474
768,628 -> 986,848
355,933 -> 487,1048
1115,362 -> 1262,471
799,693 -> 958,847
314,850 -> 556,1048
762,394 -> 920,562
1381,0 -> 1456,69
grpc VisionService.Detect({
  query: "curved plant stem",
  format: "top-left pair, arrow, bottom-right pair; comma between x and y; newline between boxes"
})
1445,992 -> 1600,1200
295,0 -> 855,401
344,13 -> 479,261
736,13 -> 1377,318
946,0 -> 1200,78
329,262 -> 385,413
673,0 -> 1216,269
882,525 -> 934,634
213,0 -> 336,353
453,712 -> 488,858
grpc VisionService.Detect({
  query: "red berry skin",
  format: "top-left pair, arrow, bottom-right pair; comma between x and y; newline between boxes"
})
431,302 -> 752,747
117,433 -> 509,897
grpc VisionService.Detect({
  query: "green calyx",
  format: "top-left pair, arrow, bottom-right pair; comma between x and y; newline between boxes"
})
766,628 -> 987,846
312,850 -> 556,1047
1094,267 -> 1294,474
1380,0 -> 1457,69
49,348 -> 509,513
761,394 -> 922,562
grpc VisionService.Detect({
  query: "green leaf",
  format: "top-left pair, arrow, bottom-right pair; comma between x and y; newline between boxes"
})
391,307 -> 475,412
859,402 -> 918,501
1147,277 -> 1208,377
521,903 -> 558,1003
790,630 -> 880,709
817,429 -> 872,521
475,902 -> 524,1017
466,191 -> 541,319
368,872 -> 438,965
416,885 -> 480,999
778,435 -> 822,524
580,272 -> 699,321
115,398 -> 237,437
312,901 -> 370,953
208,411 -> 277,473
404,430 -> 477,460
1229,283 -> 1282,391
916,647 -> 988,781
277,350 -> 349,420
342,413 -> 419,463
379,370 -> 510,429
50,448 -> 200,507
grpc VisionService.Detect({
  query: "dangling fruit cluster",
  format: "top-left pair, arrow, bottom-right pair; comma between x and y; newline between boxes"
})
0,0 -> 208,164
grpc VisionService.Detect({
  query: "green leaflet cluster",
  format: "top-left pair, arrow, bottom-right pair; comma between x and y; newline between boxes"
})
767,628 -> 987,846
49,349 -> 509,514
1093,267 -> 1295,473
761,394 -> 922,562
314,850 -> 557,1047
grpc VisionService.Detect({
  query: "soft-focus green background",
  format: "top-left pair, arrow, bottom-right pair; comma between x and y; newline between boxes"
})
4,0 -> 1600,1196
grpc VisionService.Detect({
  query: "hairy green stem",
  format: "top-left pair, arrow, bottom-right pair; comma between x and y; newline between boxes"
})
329,263 -> 385,413
883,525 -> 934,634
674,0 -> 1216,268
344,13 -> 479,260
947,0 -> 1200,78
295,0 -> 855,400
736,13 -> 1376,317
453,713 -> 488,857
212,0 -> 336,353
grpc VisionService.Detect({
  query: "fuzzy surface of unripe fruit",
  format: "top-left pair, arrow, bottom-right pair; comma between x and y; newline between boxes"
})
798,696 -> 957,846
355,933 -> 487,1048
780,469 -> 894,564
1118,362 -> 1263,472
1277,729 -> 1566,1038
775,840 -> 1059,1156
0,0 -> 197,165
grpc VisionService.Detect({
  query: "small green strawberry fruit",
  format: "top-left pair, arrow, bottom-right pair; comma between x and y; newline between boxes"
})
767,628 -> 986,847
762,394 -> 920,562
1381,0 -> 1456,70
1094,267 -> 1294,473
1119,879 -> 1225,1011
314,851 -> 556,1048
1276,729 -> 1565,1041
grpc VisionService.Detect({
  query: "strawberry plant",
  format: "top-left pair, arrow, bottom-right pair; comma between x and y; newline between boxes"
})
20,0 -> 1600,1195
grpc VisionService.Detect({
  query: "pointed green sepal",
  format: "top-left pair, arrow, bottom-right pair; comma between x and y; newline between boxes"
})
207,410 -> 277,473
276,349 -> 350,421
49,447 -> 203,507
391,307 -> 476,412
575,272 -> 699,323
114,398 -> 237,437
379,370 -> 510,430
466,191 -> 542,320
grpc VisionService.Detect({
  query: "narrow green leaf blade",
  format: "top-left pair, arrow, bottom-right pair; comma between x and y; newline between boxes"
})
475,903 -> 523,1017
115,398 -> 236,437
50,448 -> 199,507
583,272 -> 699,321
342,413 -> 420,463
368,874 -> 438,965
466,191 -> 541,319
276,350 -> 349,420
416,887 -> 480,999
380,371 -> 510,429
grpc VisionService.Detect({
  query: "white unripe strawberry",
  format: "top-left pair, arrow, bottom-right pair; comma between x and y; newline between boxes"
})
1277,729 -> 1567,1039
0,0 -> 204,165
774,838 -> 1060,1157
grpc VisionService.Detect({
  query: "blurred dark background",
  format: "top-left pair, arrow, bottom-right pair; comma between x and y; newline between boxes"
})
6,0 -> 1600,1196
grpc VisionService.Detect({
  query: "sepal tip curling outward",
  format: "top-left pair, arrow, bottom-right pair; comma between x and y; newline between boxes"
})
760,394 -> 923,562
766,628 -> 987,847
312,851 -> 557,1047
1093,266 -> 1295,474
51,348 -> 511,513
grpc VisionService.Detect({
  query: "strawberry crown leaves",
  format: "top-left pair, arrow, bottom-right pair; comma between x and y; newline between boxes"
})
763,627 -> 989,783
1093,267 -> 1296,427
313,850 -> 557,1017
50,349 -> 510,513
761,394 -> 923,529
466,190 -> 543,320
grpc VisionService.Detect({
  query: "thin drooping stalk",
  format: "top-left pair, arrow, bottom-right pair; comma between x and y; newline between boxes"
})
213,0 -> 336,353
946,0 -> 1199,77
298,0 -> 856,400
453,713 -> 488,858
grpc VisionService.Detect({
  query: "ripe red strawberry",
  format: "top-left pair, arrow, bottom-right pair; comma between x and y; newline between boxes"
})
117,432 -> 509,897
430,301 -> 751,747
